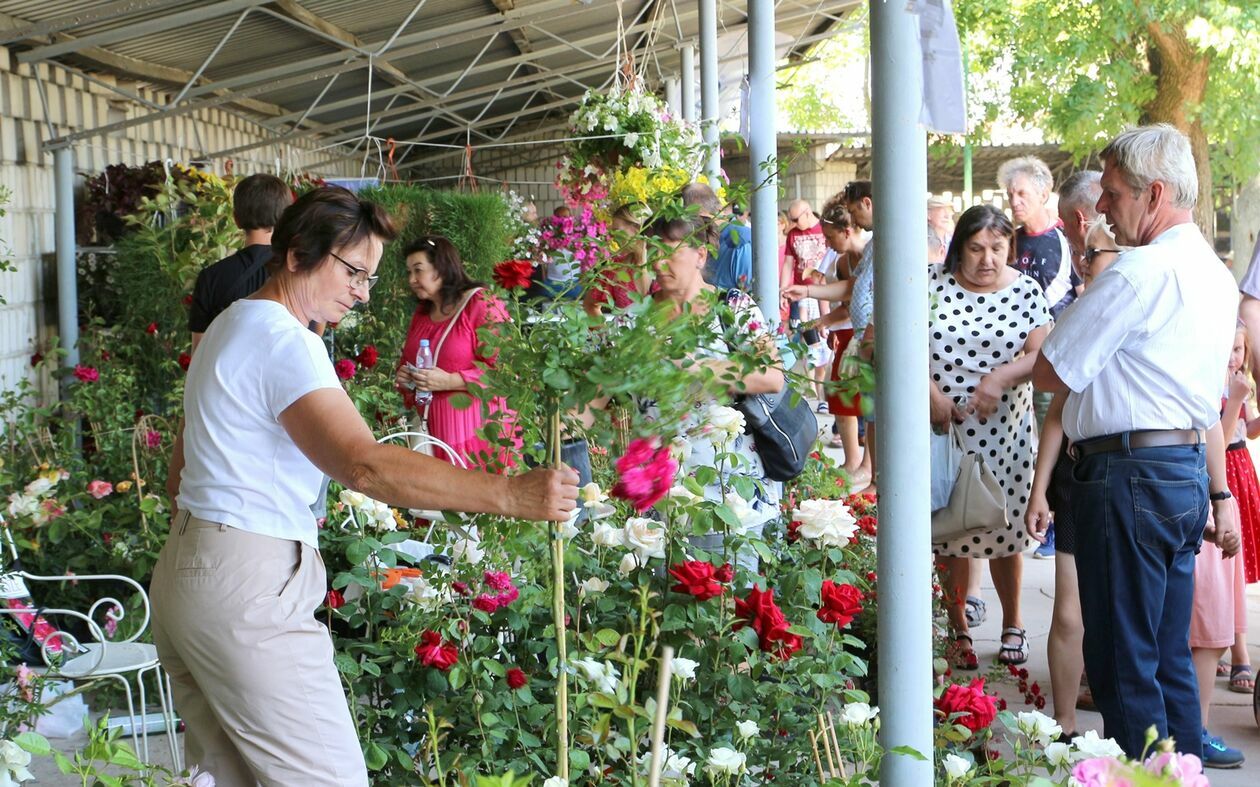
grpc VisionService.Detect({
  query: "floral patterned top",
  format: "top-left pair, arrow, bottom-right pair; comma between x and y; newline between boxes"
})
636,289 -> 783,530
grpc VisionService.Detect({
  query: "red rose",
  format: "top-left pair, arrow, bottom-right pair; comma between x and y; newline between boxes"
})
934,678 -> 998,733
493,259 -> 535,290
714,563 -> 734,583
325,589 -> 345,609
734,585 -> 801,660
182,294 -> 193,306
451,581 -> 470,596
178,352 -> 192,371
73,365 -> 99,383
506,667 -> 528,690
357,345 -> 379,369
611,437 -> 677,512
334,358 -> 357,380
145,322 -> 158,335
100,350 -> 111,361
669,561 -> 722,601
857,515 -> 877,536
473,594 -> 500,613
817,580 -> 864,628
30,352 -> 42,367
415,630 -> 459,671
787,520 -> 802,543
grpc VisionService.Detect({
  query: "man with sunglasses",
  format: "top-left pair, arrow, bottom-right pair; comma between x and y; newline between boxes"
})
780,199 -> 828,324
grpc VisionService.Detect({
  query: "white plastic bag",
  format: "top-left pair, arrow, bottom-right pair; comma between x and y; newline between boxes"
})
930,427 -> 962,512
35,679 -> 90,738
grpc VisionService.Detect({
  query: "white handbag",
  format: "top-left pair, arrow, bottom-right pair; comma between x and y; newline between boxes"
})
930,424 -> 1007,543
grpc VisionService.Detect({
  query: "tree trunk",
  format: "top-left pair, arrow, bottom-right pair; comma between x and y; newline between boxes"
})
1143,19 -> 1214,241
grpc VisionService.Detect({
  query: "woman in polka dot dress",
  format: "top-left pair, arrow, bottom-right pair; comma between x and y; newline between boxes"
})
928,205 -> 1051,669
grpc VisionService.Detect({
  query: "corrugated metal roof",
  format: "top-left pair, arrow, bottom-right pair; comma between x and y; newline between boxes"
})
0,0 -> 864,176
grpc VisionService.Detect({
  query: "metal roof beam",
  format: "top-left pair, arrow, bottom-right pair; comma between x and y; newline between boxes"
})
177,0 -> 585,100
17,0 -> 275,62
0,0 -> 188,44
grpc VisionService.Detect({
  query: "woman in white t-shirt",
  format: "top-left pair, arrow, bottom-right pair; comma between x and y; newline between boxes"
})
155,187 -> 578,787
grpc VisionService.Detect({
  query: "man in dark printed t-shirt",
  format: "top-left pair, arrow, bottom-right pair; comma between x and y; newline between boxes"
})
999,156 -> 1079,319
187,174 -> 294,354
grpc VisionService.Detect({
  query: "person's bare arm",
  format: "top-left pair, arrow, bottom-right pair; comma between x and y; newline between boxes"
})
1032,351 -> 1069,394
278,388 -> 577,521
165,427 -> 185,521
969,325 -> 1049,419
1203,421 -> 1241,557
190,333 -> 204,355
1025,393 -> 1066,543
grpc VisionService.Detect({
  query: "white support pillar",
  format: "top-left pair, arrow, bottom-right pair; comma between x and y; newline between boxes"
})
870,1 -> 934,784
747,0 -> 777,324
698,0 -> 721,183
54,145 -> 79,369
665,76 -> 681,118
680,42 -> 696,123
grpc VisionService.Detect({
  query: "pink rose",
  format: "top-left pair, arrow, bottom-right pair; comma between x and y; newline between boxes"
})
87,480 -> 113,499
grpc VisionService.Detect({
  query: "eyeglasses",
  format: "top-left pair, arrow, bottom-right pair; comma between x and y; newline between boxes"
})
331,251 -> 379,291
788,212 -> 804,222
1084,247 -> 1120,264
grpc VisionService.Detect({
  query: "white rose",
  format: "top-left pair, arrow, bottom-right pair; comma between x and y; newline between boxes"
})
942,753 -> 972,779
0,739 -> 33,783
580,483 -> 608,504
372,501 -> 397,530
338,310 -> 360,330
404,575 -> 444,611
450,537 -> 484,565
736,720 -> 759,740
1070,730 -> 1125,761
838,702 -> 879,726
23,477 -> 52,496
578,577 -> 610,597
1043,741 -> 1071,769
664,750 -> 695,779
666,485 -> 701,505
585,500 -> 617,521
624,517 -> 667,560
671,657 -> 699,681
5,493 -> 37,518
618,552 -> 641,577
543,778 -> 567,787
705,747 -> 746,776
572,658 -> 620,693
560,509 -> 581,540
704,404 -> 746,440
592,522 -> 626,548
792,499 -> 859,548
1015,710 -> 1063,747
724,493 -> 759,534
339,489 -> 367,509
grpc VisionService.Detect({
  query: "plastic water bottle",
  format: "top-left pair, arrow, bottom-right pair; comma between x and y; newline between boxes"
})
414,339 -> 433,404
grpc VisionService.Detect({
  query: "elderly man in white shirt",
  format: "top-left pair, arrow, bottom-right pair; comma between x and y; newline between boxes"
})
1033,124 -> 1241,761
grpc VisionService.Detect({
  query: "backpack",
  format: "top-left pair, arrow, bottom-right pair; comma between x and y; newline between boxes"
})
718,290 -> 818,481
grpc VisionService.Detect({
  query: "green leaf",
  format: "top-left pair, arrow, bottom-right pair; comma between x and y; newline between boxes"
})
594,628 -> 622,647
542,367 -> 573,391
886,744 -> 928,761
666,717 -> 702,737
14,731 -> 50,757
364,741 -> 388,771
570,748 -> 591,773
345,540 -> 372,565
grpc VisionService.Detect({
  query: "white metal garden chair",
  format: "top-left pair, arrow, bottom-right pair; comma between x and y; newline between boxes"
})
0,514 -> 181,771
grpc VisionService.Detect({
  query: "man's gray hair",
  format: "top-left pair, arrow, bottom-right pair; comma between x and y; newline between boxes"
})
997,156 -> 1054,193
1058,170 -> 1102,217
680,181 -> 721,217
1100,124 -> 1198,210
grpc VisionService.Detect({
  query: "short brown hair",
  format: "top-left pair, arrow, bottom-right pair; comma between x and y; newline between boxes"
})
269,186 -> 397,274
819,193 -> 853,232
645,213 -> 717,250
233,174 -> 293,231
402,235 -> 484,308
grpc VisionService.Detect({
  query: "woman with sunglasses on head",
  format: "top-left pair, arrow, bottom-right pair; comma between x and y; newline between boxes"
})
157,188 -> 577,787
395,235 -> 518,469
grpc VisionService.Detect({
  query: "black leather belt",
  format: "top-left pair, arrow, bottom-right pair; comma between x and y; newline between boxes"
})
1069,429 -> 1203,460
1228,439 -> 1248,452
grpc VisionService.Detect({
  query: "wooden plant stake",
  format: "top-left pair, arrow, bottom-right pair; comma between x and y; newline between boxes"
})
808,730 -> 826,783
549,408 -> 569,781
826,710 -> 848,780
646,645 -> 674,787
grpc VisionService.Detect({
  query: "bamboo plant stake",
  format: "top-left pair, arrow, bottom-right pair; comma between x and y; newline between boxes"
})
808,730 -> 826,783
818,713 -> 837,777
549,408 -> 569,781
825,711 -> 848,780
646,645 -> 674,787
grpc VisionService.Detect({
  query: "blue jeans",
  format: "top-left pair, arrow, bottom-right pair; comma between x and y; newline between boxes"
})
1071,441 -> 1208,759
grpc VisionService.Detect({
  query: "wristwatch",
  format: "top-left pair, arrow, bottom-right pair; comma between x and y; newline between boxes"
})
1209,490 -> 1233,502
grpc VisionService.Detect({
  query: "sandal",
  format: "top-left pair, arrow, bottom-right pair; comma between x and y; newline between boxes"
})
964,595 -> 987,627
998,627 -> 1029,666
1217,660 -> 1231,678
1229,664 -> 1255,694
950,632 -> 979,671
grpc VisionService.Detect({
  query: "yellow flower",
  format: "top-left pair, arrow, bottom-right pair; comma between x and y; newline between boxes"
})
115,481 -> 133,493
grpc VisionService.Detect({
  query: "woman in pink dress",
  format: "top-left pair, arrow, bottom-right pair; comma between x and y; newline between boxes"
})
394,236 -> 515,470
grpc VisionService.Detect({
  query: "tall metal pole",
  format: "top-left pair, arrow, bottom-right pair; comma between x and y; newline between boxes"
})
53,145 -> 79,369
698,0 -> 721,183
680,42 -> 696,123
870,1 -> 934,784
747,0 -> 778,325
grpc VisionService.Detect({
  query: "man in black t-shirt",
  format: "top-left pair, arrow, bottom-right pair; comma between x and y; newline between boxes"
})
188,174 -> 294,352
999,156 -> 1079,319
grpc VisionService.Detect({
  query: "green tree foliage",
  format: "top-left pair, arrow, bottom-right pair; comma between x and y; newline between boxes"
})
955,0 -> 1260,232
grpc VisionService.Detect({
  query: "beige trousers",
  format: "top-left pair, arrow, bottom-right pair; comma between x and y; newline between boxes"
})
151,512 -> 368,787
